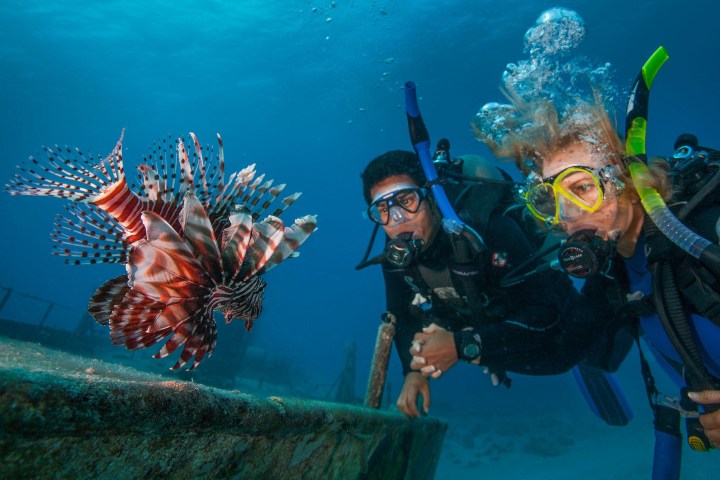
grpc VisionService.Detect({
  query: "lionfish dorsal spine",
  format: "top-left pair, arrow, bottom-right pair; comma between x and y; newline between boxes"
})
208,164 -> 257,221
216,133 -> 225,193
177,138 -> 195,197
188,132 -> 209,202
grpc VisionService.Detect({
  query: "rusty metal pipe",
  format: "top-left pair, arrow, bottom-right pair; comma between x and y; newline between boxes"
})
364,312 -> 396,409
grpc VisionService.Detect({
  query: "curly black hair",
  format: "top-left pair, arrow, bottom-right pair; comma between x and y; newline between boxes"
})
360,150 -> 426,204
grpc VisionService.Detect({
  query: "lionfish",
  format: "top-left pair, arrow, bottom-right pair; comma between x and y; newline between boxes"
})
6,131 -> 317,370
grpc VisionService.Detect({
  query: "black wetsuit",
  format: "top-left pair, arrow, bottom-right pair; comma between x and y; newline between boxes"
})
382,209 -> 608,377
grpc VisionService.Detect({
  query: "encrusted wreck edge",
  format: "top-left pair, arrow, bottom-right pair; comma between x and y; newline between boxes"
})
0,337 -> 446,479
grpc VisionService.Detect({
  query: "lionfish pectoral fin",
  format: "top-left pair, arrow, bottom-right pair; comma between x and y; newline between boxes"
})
109,289 -> 172,350
237,215 -> 285,281
153,317 -> 199,359
220,206 -> 253,281
127,211 -> 213,301
146,300 -> 200,333
170,314 -> 217,370
255,215 -> 318,276
178,194 -> 223,283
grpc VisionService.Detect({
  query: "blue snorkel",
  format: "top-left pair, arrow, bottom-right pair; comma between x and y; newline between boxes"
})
404,81 -> 486,254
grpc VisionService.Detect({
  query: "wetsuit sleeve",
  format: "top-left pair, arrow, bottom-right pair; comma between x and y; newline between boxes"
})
473,212 -> 610,375
477,275 -> 609,374
382,266 -> 424,376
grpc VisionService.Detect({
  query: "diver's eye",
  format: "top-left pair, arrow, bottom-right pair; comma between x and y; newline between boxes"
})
572,181 -> 596,195
396,191 -> 419,211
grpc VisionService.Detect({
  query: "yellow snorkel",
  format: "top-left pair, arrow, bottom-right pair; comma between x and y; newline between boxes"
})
625,46 -> 720,277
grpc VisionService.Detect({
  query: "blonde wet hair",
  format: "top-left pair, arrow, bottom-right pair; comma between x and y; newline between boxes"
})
474,91 -> 671,199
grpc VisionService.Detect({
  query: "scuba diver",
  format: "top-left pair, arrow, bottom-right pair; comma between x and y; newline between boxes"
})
358,83 -> 618,419
480,47 -> 719,475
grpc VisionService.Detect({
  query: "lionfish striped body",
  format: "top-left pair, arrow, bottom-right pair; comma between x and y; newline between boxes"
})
6,131 -> 317,369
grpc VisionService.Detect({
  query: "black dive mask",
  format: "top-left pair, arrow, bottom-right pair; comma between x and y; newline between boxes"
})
384,232 -> 425,268
557,229 -> 617,278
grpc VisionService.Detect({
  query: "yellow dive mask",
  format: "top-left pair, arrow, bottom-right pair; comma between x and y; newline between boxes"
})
524,165 -> 623,224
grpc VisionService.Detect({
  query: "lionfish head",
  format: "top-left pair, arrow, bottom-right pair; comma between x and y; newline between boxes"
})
220,275 -> 267,331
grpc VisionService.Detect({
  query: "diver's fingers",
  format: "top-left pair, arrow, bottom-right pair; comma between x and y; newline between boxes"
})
430,368 -> 443,379
422,323 -> 444,334
410,356 -> 427,371
422,390 -> 431,415
412,355 -> 426,365
397,391 -> 419,419
411,340 -> 423,353
420,364 -> 437,376
491,373 -> 500,387
412,332 -> 429,345
688,390 -> 720,405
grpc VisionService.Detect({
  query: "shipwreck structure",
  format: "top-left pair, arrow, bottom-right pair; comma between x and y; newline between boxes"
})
0,336 -> 446,479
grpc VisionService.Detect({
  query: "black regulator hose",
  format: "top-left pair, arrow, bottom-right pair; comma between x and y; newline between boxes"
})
653,262 -> 720,402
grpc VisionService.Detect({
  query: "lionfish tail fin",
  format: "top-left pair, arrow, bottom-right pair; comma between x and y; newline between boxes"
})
6,130 -> 127,202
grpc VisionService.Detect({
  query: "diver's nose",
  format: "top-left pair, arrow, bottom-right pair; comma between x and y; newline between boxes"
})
557,196 -> 584,222
389,205 -> 410,224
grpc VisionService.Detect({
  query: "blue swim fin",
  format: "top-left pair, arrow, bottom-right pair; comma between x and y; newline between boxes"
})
572,362 -> 633,426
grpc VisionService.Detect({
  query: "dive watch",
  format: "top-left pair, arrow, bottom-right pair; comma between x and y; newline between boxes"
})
455,329 -> 482,362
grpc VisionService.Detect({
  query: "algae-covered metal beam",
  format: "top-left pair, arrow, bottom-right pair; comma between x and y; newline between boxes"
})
365,312 -> 396,409
0,337 -> 446,479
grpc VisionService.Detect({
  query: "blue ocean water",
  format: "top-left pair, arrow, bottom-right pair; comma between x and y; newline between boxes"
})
1,0 -> 718,477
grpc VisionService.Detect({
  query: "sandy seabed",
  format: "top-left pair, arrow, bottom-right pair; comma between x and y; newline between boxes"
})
431,404 -> 717,479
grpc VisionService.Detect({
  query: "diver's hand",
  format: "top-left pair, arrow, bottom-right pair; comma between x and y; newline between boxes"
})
397,372 -> 430,419
410,323 -> 458,379
688,390 -> 720,448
